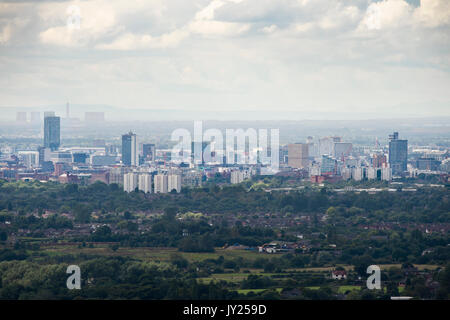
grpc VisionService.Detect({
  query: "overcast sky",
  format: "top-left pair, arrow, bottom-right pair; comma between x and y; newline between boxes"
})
0,0 -> 449,120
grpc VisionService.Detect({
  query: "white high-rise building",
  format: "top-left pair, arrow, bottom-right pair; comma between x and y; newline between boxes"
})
154,174 -> 168,193
381,167 -> 392,181
367,167 -> 377,180
168,174 -> 181,193
341,167 -> 352,180
138,174 -> 152,193
123,172 -> 138,192
352,167 -> 364,181
122,132 -> 139,167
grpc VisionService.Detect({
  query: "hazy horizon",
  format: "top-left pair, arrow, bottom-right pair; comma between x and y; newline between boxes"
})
0,0 -> 449,120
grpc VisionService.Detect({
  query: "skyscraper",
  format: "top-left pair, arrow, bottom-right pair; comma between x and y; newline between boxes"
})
44,114 -> 60,151
288,143 -> 309,169
388,132 -> 408,175
122,132 -> 138,166
142,143 -> 156,161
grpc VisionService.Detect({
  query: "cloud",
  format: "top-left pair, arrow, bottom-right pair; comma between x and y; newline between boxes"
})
0,0 -> 449,117
414,0 -> 450,27
96,28 -> 189,50
0,24 -> 12,44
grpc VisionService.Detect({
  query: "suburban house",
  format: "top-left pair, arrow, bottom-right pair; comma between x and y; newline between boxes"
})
331,270 -> 347,280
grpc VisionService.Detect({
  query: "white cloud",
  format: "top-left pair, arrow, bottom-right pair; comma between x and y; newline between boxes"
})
414,0 -> 450,28
96,28 -> 189,50
0,24 -> 12,44
359,0 -> 413,31
0,0 -> 449,117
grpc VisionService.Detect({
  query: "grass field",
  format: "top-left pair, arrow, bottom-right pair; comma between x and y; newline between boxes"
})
37,245 -> 441,272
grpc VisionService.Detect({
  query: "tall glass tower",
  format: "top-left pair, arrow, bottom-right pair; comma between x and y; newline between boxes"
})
122,132 -> 138,166
44,115 -> 60,151
388,132 -> 408,175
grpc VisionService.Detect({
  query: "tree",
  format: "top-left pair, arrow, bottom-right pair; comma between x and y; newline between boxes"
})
74,205 -> 91,223
352,255 -> 375,277
163,207 -> 178,221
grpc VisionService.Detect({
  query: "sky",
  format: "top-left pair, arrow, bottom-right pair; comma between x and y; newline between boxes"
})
0,0 -> 449,120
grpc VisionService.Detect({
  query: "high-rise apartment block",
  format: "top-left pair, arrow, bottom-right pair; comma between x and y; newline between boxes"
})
123,172 -> 138,192
138,174 -> 152,193
154,174 -> 168,193
168,174 -> 181,193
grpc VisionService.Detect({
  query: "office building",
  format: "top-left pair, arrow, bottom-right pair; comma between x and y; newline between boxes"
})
142,143 -> 156,161
91,155 -> 117,166
388,132 -> 408,175
73,153 -> 88,164
415,158 -> 441,171
44,115 -> 60,151
122,132 -> 138,166
288,143 -> 309,169
321,155 -> 337,175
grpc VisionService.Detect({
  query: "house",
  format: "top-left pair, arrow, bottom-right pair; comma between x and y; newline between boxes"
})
331,270 -> 347,280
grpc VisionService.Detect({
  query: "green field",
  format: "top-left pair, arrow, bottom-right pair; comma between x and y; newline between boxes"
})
37,245 -> 441,272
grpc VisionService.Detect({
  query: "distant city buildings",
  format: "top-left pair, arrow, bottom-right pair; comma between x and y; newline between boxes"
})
288,143 -> 309,169
230,168 -> 255,184
154,174 -> 168,193
44,114 -> 60,151
122,132 -> 138,166
123,172 -> 138,192
389,132 -> 408,175
142,143 -> 156,162
138,173 -> 152,193
2,113 -> 448,191
334,142 -> 352,160
168,174 -> 181,193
